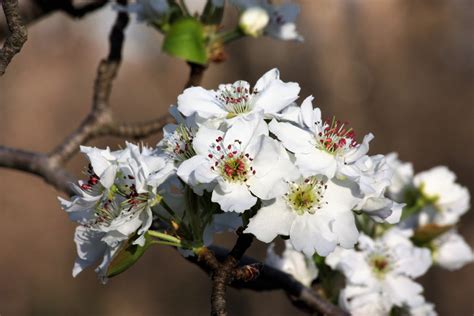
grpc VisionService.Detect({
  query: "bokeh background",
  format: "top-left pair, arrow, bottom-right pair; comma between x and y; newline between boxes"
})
0,0 -> 473,315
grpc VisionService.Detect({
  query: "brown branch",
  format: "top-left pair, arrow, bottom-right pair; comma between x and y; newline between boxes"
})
0,0 -> 27,75
0,146 -> 75,195
193,245 -> 348,316
0,0 -> 108,41
210,230 -> 253,316
185,62 -> 207,88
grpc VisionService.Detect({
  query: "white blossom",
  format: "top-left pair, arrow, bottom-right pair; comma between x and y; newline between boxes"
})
326,228 -> 432,314
245,175 -> 361,257
177,115 -> 298,212
431,230 -> 473,271
414,166 -> 470,225
269,96 -> 374,179
177,68 -> 300,127
59,143 -> 171,282
266,241 -> 318,287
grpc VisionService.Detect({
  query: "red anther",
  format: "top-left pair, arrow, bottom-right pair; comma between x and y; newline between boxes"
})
208,154 -> 213,159
228,153 -> 234,158
81,184 -> 92,191
128,175 -> 135,180
227,144 -> 232,150
216,145 -> 221,151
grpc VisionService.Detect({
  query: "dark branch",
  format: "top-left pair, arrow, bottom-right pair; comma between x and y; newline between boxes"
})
185,62 -> 207,89
210,231 -> 253,316
0,146 -> 75,195
0,0 -> 27,75
0,0 -> 108,41
193,246 -> 349,316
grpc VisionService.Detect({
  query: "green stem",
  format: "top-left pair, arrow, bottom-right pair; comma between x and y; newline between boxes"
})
217,28 -> 244,44
147,230 -> 182,245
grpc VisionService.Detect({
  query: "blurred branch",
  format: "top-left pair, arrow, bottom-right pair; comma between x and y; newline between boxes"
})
0,0 -> 107,41
0,0 -> 27,75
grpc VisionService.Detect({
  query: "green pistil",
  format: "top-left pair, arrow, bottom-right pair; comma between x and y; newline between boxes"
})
285,179 -> 327,215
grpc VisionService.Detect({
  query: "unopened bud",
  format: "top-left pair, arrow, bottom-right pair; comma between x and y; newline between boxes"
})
239,7 -> 270,37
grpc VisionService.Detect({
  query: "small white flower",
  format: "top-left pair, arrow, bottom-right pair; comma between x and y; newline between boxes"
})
431,230 -> 473,271
385,152 -> 414,202
414,166 -> 470,225
231,0 -> 303,41
177,68 -> 300,126
266,241 -> 318,287
239,7 -> 270,37
177,115 -> 298,212
326,228 -> 432,313
60,143 -> 171,282
269,96 -> 374,179
245,176 -> 361,257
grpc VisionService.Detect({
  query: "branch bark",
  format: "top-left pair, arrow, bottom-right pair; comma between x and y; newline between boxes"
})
210,230 -> 253,316
194,245 -> 349,316
0,0 -> 27,75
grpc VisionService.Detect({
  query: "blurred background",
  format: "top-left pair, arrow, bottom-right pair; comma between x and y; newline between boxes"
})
0,0 -> 473,315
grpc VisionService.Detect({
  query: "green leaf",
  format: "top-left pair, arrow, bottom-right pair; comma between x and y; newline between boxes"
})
107,234 -> 154,278
162,18 -> 207,64
201,0 -> 225,25
412,224 -> 453,246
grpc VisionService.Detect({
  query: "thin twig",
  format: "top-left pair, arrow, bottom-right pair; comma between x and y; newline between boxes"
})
0,0 -> 27,75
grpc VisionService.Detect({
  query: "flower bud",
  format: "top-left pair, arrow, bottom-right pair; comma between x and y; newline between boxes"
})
239,7 -> 270,37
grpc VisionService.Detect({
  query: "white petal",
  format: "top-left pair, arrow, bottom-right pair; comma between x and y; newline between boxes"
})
253,68 -> 279,92
193,125 -> 224,156
290,213 -> 337,257
223,115 -> 267,151
72,226 -> 107,277
253,74 -> 300,114
269,119 -> 314,153
177,155 -> 207,185
177,86 -> 227,118
211,181 -> 257,213
383,274 -> 424,307
245,198 -> 296,242
295,150 -> 337,178
344,133 -> 374,164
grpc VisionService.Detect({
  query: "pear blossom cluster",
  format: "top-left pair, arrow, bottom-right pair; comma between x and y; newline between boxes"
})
59,68 -> 472,316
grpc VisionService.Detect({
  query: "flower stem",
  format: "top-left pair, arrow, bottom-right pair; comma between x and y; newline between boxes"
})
147,230 -> 182,245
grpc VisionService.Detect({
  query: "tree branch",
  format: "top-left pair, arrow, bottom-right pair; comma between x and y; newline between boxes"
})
0,0 -> 27,75
0,0 -> 108,41
210,230 -> 253,316
193,245 -> 348,316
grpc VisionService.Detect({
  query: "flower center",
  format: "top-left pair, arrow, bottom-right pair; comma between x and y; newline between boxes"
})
217,83 -> 253,118
285,177 -> 328,215
163,124 -> 196,162
208,137 -> 255,183
367,251 -> 392,278
315,117 -> 357,155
